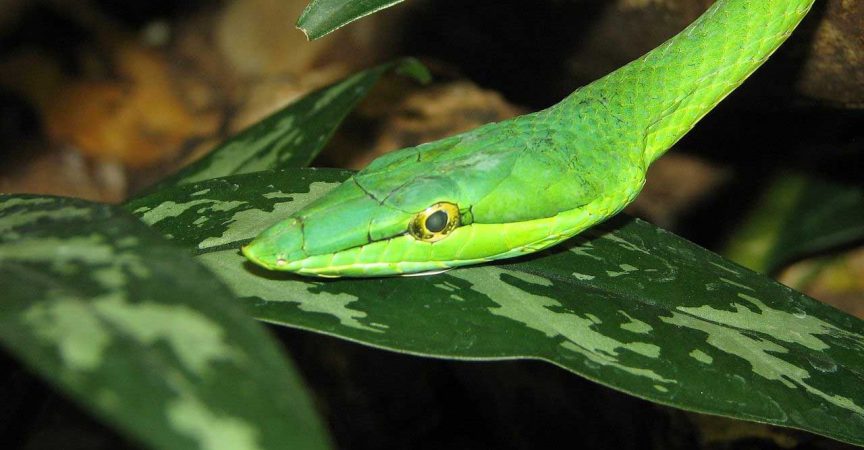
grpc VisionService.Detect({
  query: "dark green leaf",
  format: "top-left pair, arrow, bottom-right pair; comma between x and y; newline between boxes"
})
297,0 -> 406,40
128,168 -> 864,447
766,176 -> 864,271
0,195 -> 332,450
155,59 -> 429,188
725,172 -> 864,273
722,174 -> 805,273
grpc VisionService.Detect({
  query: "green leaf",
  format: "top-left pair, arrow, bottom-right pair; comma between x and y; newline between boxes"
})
764,176 -> 864,272
0,195 -> 332,450
128,168 -> 864,447
154,58 -> 429,188
725,172 -> 864,273
297,0 -> 406,40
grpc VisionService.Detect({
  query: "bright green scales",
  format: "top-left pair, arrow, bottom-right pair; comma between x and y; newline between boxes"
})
243,0 -> 815,277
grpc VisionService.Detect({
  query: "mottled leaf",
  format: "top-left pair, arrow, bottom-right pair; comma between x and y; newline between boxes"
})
128,168 -> 864,447
725,172 -> 864,273
297,0 -> 406,40
0,195 -> 332,450
155,58 -> 429,188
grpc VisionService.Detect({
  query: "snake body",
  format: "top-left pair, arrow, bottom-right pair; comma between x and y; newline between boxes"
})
244,0 -> 815,277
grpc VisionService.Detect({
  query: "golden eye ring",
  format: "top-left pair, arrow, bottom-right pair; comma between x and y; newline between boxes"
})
408,202 -> 460,242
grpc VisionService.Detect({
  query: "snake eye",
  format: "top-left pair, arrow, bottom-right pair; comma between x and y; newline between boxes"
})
409,202 -> 460,242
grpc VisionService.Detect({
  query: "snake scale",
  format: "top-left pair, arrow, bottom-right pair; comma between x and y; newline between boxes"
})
243,0 -> 815,277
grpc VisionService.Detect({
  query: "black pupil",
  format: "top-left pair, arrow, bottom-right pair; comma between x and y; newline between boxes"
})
425,210 -> 448,233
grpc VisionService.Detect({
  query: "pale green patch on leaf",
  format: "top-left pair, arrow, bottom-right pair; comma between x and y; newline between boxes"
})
168,396 -> 262,450
135,200 -> 214,225
452,268 -> 672,384
0,203 -> 91,235
0,234 -> 111,264
689,349 -> 713,364
199,251 -> 379,333
24,295 -> 111,372
130,168 -> 864,447
195,182 -> 340,250
0,195 -> 332,450
676,292 -> 859,352
662,311 -> 864,415
619,312 -> 653,335
606,263 -> 639,278
93,294 -> 240,375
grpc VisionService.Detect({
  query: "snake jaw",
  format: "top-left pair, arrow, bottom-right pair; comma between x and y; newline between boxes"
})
243,205 -> 604,277
242,175 -> 419,274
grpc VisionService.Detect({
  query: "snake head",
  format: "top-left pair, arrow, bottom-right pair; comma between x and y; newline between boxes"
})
241,176 -> 418,276
243,118 -> 622,277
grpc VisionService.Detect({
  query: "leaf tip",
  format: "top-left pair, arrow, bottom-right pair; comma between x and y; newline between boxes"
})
295,2 -> 321,41
296,24 -> 313,41
396,58 -> 432,85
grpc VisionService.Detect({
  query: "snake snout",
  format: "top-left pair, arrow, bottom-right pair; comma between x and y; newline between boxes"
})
242,217 -> 306,270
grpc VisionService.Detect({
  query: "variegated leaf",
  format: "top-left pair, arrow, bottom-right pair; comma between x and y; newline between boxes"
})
128,168 -> 864,447
0,195 -> 332,450
154,58 -> 429,188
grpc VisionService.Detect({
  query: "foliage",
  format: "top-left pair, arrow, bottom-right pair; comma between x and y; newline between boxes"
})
152,58 -> 429,189
297,0 -> 407,39
1,2 -> 863,449
128,168 -> 864,446
0,196 -> 331,450
725,172 -> 864,274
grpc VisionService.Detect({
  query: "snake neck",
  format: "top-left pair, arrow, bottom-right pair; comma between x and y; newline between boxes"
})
555,0 -> 815,166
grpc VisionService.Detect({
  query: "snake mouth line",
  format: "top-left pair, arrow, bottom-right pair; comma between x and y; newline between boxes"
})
282,260 -> 470,278
244,187 -> 631,278
245,222 -> 589,278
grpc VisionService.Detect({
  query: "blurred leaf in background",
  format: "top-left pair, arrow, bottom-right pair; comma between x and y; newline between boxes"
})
297,0 -> 408,39
725,172 -> 864,274
157,58 -> 430,188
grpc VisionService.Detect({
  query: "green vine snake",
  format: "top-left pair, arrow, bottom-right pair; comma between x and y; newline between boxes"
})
243,0 -> 815,277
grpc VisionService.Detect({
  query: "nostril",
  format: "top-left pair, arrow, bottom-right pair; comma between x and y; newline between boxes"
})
276,258 -> 287,266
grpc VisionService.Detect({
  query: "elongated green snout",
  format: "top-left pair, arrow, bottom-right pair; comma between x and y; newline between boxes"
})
242,178 -> 424,276
241,174 -> 524,278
